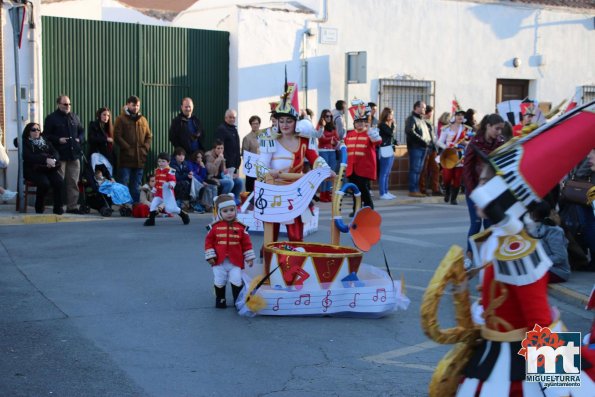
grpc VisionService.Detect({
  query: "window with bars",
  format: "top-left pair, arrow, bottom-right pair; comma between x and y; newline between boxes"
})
378,78 -> 435,144
579,85 -> 595,104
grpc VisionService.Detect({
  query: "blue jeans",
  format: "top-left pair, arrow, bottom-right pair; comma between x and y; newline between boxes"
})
408,147 -> 427,192
378,155 -> 394,196
319,151 -> 337,192
232,177 -> 243,202
118,167 -> 143,203
219,178 -> 233,194
465,194 -> 492,254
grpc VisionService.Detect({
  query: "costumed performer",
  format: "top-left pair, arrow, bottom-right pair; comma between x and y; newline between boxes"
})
428,101 -> 595,397
436,109 -> 471,205
205,194 -> 255,308
257,80 -> 333,242
143,152 -> 190,226
344,99 -> 382,216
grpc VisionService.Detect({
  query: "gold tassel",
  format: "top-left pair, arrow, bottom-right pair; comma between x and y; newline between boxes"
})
245,275 -> 267,312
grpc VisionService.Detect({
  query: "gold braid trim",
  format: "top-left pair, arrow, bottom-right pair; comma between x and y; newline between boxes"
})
483,278 -> 513,332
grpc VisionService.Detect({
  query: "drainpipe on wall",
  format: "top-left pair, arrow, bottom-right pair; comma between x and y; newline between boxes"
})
9,3 -> 27,212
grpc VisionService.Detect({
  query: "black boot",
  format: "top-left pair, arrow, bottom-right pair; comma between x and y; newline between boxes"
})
443,186 -> 450,203
231,284 -> 243,305
450,187 -> 460,205
215,285 -> 227,308
179,210 -> 190,225
144,211 -> 157,226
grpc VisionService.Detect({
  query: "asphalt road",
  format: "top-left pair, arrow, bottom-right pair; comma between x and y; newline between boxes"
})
0,202 -> 591,397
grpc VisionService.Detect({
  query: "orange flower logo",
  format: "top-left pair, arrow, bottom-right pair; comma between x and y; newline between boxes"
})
518,324 -> 565,367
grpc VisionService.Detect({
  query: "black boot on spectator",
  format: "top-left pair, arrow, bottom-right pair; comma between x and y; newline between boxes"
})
444,186 -> 450,203
144,211 -> 157,226
215,285 -> 227,308
450,187 -> 460,205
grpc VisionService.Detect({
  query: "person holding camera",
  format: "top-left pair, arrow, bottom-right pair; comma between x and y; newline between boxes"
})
43,95 -> 84,214
22,123 -> 64,214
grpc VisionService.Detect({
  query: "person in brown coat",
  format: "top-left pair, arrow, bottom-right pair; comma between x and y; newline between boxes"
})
114,95 -> 152,203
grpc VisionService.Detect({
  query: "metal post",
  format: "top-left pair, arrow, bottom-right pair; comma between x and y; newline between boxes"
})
9,6 -> 26,213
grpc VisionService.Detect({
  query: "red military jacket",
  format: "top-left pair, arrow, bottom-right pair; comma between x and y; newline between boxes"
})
204,220 -> 255,268
481,264 -> 552,334
345,129 -> 379,180
154,166 -> 176,198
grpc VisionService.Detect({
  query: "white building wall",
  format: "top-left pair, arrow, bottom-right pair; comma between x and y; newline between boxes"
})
2,0 -> 43,191
42,0 -> 169,25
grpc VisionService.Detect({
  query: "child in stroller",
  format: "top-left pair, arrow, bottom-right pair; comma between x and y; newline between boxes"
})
80,153 -> 132,217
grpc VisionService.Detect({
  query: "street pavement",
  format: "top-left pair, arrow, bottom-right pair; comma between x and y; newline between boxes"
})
0,193 -> 592,397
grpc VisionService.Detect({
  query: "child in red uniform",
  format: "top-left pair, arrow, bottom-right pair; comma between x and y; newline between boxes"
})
143,152 -> 190,226
205,194 -> 255,308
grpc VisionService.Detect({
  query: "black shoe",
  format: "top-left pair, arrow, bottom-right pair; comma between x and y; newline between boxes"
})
180,211 -> 190,225
444,186 -> 451,203
450,187 -> 460,205
231,284 -> 243,305
53,207 -> 64,215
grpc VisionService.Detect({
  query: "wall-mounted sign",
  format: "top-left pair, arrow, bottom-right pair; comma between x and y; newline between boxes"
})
320,27 -> 338,45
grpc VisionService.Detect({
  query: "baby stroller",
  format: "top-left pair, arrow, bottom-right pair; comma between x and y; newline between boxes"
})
80,153 -> 132,217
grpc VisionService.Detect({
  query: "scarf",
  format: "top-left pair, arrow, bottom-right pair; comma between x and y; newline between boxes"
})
29,136 -> 49,151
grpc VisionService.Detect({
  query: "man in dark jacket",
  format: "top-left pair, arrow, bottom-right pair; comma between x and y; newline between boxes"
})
168,97 -> 204,155
404,101 -> 431,197
43,95 -> 84,213
215,109 -> 243,199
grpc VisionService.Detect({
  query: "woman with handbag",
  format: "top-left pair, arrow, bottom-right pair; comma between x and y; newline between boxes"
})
377,107 -> 396,200
22,122 -> 64,214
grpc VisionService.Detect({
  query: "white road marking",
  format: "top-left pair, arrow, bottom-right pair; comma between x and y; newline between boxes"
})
363,340 -> 440,371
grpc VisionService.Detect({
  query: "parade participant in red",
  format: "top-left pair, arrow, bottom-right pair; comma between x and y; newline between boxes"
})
345,99 -> 382,216
143,152 -> 190,226
205,194 -> 255,308
258,80 -> 331,242
436,109 -> 471,205
421,101 -> 595,397
512,101 -> 536,137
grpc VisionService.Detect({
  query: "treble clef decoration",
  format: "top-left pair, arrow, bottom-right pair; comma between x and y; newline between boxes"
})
245,156 -> 253,173
254,188 -> 268,215
321,290 -> 332,312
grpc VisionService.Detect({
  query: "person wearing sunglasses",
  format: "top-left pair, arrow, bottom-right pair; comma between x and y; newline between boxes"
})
22,123 -> 64,214
43,95 -> 84,214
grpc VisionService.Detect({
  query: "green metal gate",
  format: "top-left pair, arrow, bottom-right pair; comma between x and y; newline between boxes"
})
42,16 -> 229,172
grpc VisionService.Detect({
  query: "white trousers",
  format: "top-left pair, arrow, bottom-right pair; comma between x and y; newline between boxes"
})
213,259 -> 242,287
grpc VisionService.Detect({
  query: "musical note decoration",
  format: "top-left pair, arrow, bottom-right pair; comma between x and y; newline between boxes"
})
242,150 -> 259,178
254,167 -> 332,222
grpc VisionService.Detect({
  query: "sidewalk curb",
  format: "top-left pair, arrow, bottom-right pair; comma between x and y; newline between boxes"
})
548,284 -> 589,308
0,213 -> 106,226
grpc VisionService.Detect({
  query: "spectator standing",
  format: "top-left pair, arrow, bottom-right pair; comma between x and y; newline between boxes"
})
241,115 -> 261,193
215,109 -> 243,198
377,107 -> 396,200
404,101 -> 431,197
436,111 -> 451,140
43,95 -> 84,213
87,107 -> 115,167
114,95 -> 152,203
316,109 -> 339,202
168,97 -> 204,155
331,100 -> 347,140
462,113 -> 504,264
368,102 -> 378,128
419,105 -> 441,196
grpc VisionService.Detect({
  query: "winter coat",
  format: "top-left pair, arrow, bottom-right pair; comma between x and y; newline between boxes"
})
22,133 -> 61,180
404,111 -> 430,150
114,109 -> 152,168
205,149 -> 226,179
43,109 -> 84,161
530,223 -> 571,282
168,113 -> 204,155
